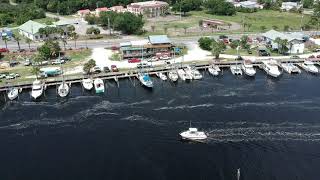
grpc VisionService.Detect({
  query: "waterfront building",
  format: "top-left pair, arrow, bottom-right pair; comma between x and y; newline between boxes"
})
120,35 -> 173,59
127,1 -> 169,17
234,1 -> 263,9
262,30 -> 305,54
281,2 -> 301,11
18,20 -> 47,41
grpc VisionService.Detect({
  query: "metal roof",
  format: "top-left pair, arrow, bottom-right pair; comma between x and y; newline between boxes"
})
148,35 -> 171,44
262,30 -> 303,42
18,20 -> 46,34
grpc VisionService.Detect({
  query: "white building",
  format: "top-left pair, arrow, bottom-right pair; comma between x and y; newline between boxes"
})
262,30 -> 305,54
234,1 -> 263,9
281,2 -> 302,11
127,1 -> 169,17
18,20 -> 47,41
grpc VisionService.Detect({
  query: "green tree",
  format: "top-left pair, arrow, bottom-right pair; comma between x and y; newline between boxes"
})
205,0 -> 236,16
279,39 -> 289,54
38,40 -> 60,59
31,65 -> 40,79
303,0 -> 314,8
12,34 -> 21,51
83,59 -> 96,74
283,25 -> 290,31
272,25 -> 279,30
113,12 -> 144,34
230,39 -> 240,49
260,25 -> 267,32
211,39 -> 226,59
240,35 -> 250,50
71,32 -> 79,49
274,37 -> 282,54
198,37 -> 212,51
183,26 -> 188,35
2,36 -> 9,50
25,38 -> 32,51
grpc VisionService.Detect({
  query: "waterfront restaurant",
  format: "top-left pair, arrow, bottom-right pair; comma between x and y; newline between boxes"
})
119,35 -> 173,59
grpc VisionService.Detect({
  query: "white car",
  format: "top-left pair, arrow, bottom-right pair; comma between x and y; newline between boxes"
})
51,59 -> 65,65
0,74 -> 6,79
24,59 -> 31,66
160,55 -> 171,60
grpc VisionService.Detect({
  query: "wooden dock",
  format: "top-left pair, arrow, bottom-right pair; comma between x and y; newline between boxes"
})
0,58 -> 319,92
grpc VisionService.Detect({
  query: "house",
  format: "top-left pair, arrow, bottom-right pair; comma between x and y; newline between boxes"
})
120,35 -> 173,59
201,19 -> 225,28
262,30 -> 305,54
234,1 -> 263,9
18,20 -> 47,41
109,6 -> 126,13
281,2 -> 301,11
127,1 -> 169,17
95,7 -> 109,16
77,9 -> 91,17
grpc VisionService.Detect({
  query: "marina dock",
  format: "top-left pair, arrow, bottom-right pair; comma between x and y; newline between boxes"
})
1,58 -> 319,92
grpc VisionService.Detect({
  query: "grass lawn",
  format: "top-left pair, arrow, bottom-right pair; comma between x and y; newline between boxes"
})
34,17 -> 58,25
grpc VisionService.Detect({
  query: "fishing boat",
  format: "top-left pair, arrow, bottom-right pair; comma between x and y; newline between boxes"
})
185,65 -> 203,80
230,65 -> 243,75
156,72 -> 167,81
180,127 -> 208,141
138,73 -> 153,88
261,60 -> 281,77
7,87 -> 19,100
300,60 -> 319,73
168,71 -> 178,82
82,78 -> 93,90
94,78 -> 105,93
177,69 -> 192,81
58,82 -> 70,97
280,63 -> 301,74
241,61 -> 256,76
31,80 -> 44,99
208,65 -> 221,76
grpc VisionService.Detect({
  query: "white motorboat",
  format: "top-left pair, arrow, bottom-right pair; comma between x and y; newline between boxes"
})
58,82 -> 70,97
241,61 -> 256,76
281,63 -> 301,74
180,128 -> 208,141
185,65 -> 203,80
7,87 -> 19,100
138,73 -> 153,88
82,78 -> 93,90
94,78 -> 105,93
168,71 -> 178,82
208,65 -> 220,76
300,60 -> 319,73
177,69 -> 192,81
230,65 -> 243,75
156,72 -> 167,81
261,60 -> 281,77
31,80 -> 44,99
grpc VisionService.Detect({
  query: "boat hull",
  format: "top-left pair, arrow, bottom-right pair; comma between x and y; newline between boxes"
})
58,83 -> 70,97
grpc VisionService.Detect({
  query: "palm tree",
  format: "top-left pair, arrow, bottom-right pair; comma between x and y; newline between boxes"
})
279,39 -> 289,54
163,26 -> 168,34
2,36 -> 9,50
274,37 -> 281,54
31,66 -> 40,79
151,25 -> 155,32
211,40 -> 226,59
272,25 -> 279,30
61,37 -> 67,50
25,38 -> 32,51
247,23 -> 252,31
260,25 -> 267,32
71,32 -> 79,49
183,26 -> 188,35
13,34 -> 21,51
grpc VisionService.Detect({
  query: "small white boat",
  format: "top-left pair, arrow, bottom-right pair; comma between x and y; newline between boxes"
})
7,87 -> 19,100
58,82 -> 70,97
94,78 -> 105,93
261,60 -> 281,77
281,63 -> 301,74
230,65 -> 243,75
185,65 -> 203,80
156,72 -> 167,81
168,71 -> 178,82
177,69 -> 192,81
241,61 -> 256,76
82,78 -> 93,90
208,65 -> 220,76
180,127 -> 208,141
31,80 -> 44,99
138,73 -> 153,88
300,60 -> 319,73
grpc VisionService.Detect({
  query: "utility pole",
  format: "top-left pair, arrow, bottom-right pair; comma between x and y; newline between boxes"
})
300,14 -> 304,31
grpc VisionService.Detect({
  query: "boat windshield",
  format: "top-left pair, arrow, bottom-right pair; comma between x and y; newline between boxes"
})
33,87 -> 42,91
143,75 -> 151,81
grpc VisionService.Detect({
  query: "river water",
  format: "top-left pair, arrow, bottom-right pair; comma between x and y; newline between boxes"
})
1,69 -> 320,180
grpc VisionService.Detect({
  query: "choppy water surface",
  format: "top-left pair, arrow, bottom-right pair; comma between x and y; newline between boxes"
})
1,70 -> 320,180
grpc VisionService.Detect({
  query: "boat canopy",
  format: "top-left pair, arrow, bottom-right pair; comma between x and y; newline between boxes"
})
189,128 -> 198,132
143,75 -> 151,81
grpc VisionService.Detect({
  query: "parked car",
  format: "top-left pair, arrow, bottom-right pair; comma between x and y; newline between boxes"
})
235,56 -> 243,61
111,65 -> 119,72
61,56 -> 71,61
160,55 -> 171,60
24,59 -> 31,66
9,61 -> 20,67
51,59 -> 65,65
33,61 -> 49,66
128,58 -> 141,63
5,74 -> 15,80
258,49 -> 270,56
309,55 -> 315,59
0,48 -> 9,53
137,63 -> 152,69
291,55 -> 300,59
312,48 -> 320,52
247,49 -> 252,54
91,66 -> 102,74
317,54 -> 320,59
147,56 -> 158,62
103,66 -> 110,73
0,74 -> 6,79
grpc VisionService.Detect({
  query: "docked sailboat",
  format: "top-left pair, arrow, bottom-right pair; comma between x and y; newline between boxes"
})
280,63 -> 301,74
31,80 -> 45,99
241,61 -> 256,76
261,60 -> 281,77
300,60 -> 319,73
156,72 -> 167,81
7,87 -> 19,100
168,71 -> 178,82
185,65 -> 203,80
230,65 -> 243,75
58,82 -> 70,97
82,78 -> 93,90
138,73 -> 153,88
94,78 -> 105,93
208,65 -> 220,76
180,127 -> 208,141
177,69 -> 192,81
